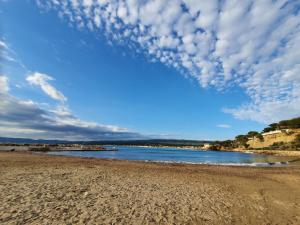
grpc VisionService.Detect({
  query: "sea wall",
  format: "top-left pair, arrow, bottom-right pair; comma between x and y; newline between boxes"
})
247,129 -> 300,149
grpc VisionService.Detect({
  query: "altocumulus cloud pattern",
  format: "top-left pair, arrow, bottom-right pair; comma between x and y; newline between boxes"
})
37,0 -> 300,123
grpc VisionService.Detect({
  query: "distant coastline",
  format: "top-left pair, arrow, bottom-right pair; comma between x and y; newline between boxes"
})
1,117 -> 300,157
1,143 -> 300,157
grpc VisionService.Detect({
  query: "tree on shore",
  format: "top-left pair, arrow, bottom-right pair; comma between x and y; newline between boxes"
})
235,135 -> 249,148
263,117 -> 300,132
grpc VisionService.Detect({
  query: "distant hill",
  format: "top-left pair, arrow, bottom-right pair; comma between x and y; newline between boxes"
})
0,137 -> 212,147
0,137 -> 71,144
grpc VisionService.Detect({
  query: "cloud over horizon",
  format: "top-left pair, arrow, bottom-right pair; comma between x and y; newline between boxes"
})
0,74 -> 143,140
36,0 -> 300,123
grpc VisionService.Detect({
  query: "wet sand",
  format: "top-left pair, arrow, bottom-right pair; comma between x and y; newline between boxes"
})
0,152 -> 300,224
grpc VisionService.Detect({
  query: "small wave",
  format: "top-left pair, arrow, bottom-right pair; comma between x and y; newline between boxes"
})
145,160 -> 289,167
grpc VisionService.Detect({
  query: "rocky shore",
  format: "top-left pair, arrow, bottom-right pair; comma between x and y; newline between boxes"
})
218,148 -> 300,157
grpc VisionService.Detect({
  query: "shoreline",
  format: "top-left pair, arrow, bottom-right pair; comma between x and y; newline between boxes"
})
47,151 -> 300,168
1,144 -> 300,157
221,148 -> 300,157
1,151 -> 300,224
4,150 -> 300,168
119,145 -> 300,157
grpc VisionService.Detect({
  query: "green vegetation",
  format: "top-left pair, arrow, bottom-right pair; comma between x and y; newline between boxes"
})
212,117 -> 300,151
244,133 -> 300,151
247,131 -> 263,140
234,135 -> 249,148
263,117 -> 300,132
292,134 -> 300,149
221,132 -> 264,149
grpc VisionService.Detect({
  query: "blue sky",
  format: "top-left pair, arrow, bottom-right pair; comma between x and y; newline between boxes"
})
1,0 -> 299,140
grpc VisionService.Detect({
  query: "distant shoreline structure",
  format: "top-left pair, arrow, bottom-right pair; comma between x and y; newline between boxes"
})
1,117 -> 300,156
1,143 -> 300,157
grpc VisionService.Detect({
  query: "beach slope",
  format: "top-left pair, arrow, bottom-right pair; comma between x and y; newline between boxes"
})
0,152 -> 300,224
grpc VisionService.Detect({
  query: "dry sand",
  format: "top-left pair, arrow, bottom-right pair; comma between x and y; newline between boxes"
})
0,152 -> 300,225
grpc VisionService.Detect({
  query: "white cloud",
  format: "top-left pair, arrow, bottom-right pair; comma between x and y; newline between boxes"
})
26,72 -> 67,102
217,124 -> 231,129
36,0 -> 300,124
0,76 -> 9,94
0,77 -> 142,140
0,40 -> 8,49
0,39 -> 16,62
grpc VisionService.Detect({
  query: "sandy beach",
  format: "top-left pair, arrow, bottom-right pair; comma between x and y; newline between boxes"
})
0,152 -> 300,224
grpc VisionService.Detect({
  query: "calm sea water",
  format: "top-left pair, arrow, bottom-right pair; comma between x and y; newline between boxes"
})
48,146 -> 293,166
